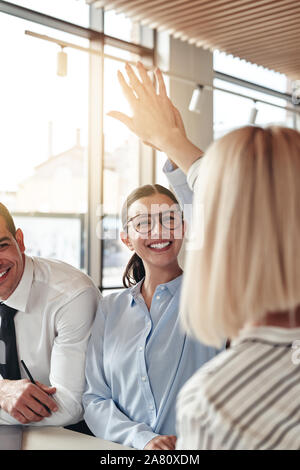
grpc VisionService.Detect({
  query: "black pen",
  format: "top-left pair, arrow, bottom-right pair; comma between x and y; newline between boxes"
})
21,360 -> 52,414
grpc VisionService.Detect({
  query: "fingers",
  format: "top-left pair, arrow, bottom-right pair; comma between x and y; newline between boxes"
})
124,63 -> 145,99
35,381 -> 56,394
136,61 -> 156,95
16,402 -> 46,423
117,70 -> 137,108
172,104 -> 187,137
145,435 -> 177,450
30,384 -> 58,413
107,111 -> 133,130
155,68 -> 168,98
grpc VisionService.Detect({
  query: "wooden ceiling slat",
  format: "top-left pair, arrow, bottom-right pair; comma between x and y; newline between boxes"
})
173,16 -> 300,47
130,0 -> 207,21
155,0 -> 297,31
143,0 -> 296,29
112,0 -> 193,17
243,41 -> 300,59
136,0 -> 234,24
244,39 -> 300,60
200,17 -> 300,44
194,28 -> 300,54
264,57 -> 300,68
164,4 -> 299,35
136,0 -> 246,24
209,23 -> 300,51
87,0 -> 300,79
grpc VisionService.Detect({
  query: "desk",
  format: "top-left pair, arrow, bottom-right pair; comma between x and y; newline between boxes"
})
22,426 -> 132,450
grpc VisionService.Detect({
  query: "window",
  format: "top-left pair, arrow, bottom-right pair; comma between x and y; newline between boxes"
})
0,4 -> 155,290
213,51 -> 293,139
0,12 -> 89,270
9,0 -> 90,27
102,55 -> 141,288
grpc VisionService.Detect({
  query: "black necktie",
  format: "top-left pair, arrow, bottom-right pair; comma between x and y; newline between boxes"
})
0,303 -> 21,380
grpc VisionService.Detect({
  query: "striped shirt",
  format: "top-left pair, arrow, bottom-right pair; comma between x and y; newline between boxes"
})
176,325 -> 300,450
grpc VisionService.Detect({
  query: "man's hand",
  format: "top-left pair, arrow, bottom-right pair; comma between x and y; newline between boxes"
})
0,379 -> 58,424
144,435 -> 177,450
107,62 -> 202,173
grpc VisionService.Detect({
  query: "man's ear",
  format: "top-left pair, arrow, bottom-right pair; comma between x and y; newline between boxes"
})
15,228 -> 25,254
120,231 -> 134,251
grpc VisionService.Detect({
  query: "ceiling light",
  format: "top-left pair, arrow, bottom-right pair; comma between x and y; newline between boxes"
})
249,101 -> 258,124
57,46 -> 68,77
189,85 -> 204,113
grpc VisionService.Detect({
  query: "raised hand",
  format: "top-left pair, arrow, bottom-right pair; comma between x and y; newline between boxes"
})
107,62 -> 201,173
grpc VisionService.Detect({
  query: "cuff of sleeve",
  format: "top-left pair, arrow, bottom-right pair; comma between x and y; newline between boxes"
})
133,430 -> 159,450
163,159 -> 188,188
187,158 -> 203,191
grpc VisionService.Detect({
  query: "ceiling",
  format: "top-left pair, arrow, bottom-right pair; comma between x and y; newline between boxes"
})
87,0 -> 300,81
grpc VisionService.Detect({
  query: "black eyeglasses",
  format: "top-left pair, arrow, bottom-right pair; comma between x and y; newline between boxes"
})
126,209 -> 183,234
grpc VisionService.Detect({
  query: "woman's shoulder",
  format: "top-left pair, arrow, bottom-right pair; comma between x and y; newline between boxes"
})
97,287 -> 134,317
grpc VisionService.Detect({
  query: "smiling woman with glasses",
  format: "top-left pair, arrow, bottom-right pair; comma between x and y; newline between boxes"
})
83,183 -> 221,450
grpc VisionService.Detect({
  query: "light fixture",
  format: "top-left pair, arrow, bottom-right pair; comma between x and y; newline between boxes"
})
249,100 -> 258,124
57,46 -> 68,77
189,85 -> 204,113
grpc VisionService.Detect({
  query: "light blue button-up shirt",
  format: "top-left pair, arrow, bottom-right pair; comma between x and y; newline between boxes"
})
83,274 -> 220,449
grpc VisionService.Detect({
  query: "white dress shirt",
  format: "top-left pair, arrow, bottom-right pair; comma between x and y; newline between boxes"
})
0,255 -> 100,427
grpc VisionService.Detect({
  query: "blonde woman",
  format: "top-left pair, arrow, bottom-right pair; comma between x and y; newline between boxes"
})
108,62 -> 300,450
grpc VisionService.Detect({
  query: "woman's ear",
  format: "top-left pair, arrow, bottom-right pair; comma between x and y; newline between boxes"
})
120,231 -> 135,251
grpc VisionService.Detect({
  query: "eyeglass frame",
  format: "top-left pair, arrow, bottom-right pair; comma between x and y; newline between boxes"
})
126,208 -> 184,235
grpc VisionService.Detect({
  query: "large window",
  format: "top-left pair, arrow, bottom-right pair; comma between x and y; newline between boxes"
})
0,11 -> 89,270
213,51 -> 295,139
1,2 -> 154,290
8,0 -> 90,27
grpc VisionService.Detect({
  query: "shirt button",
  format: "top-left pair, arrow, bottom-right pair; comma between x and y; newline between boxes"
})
156,295 -> 161,300
160,286 -> 165,290
139,347 -> 143,352
142,376 -> 147,382
149,405 -> 154,410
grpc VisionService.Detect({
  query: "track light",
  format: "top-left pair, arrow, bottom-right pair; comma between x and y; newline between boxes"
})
249,101 -> 258,124
57,46 -> 68,77
189,85 -> 204,113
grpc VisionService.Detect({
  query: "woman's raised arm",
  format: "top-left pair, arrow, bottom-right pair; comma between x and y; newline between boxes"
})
107,61 -> 203,174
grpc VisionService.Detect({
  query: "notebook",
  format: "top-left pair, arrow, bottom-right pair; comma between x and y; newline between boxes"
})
0,425 -> 23,450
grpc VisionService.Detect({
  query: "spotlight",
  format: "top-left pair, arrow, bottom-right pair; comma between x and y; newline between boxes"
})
249,101 -> 258,124
57,46 -> 68,77
189,85 -> 204,113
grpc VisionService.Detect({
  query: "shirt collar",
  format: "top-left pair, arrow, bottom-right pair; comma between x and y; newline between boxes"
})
232,324 -> 300,347
3,255 -> 33,313
129,273 -> 183,306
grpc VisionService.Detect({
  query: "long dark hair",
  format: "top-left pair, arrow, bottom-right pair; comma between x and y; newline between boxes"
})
121,184 -> 180,288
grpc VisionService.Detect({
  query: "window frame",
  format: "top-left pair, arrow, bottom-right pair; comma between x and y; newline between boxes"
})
0,1 -> 155,290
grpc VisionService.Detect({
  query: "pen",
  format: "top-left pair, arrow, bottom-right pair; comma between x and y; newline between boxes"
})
20,360 -> 52,414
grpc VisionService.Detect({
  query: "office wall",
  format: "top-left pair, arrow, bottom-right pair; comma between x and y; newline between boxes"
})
156,33 -> 214,152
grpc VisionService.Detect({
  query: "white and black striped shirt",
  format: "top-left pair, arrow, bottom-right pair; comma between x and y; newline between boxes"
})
176,325 -> 300,450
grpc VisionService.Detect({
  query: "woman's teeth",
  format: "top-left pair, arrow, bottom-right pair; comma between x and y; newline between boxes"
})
0,269 -> 9,278
149,242 -> 171,249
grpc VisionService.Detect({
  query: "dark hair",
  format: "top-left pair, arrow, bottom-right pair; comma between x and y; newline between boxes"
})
121,184 -> 180,288
0,203 -> 16,237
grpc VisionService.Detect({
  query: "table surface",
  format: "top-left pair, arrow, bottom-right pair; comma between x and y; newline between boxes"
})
21,426 -> 133,450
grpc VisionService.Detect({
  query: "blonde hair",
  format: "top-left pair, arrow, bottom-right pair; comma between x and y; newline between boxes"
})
180,126 -> 300,347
